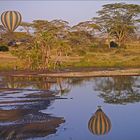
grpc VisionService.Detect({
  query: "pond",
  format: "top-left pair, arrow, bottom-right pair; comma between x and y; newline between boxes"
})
0,76 -> 140,140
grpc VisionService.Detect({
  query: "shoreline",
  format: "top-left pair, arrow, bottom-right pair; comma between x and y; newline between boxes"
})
0,67 -> 140,77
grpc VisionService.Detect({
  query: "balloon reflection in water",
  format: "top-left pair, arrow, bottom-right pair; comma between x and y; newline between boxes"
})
88,106 -> 111,135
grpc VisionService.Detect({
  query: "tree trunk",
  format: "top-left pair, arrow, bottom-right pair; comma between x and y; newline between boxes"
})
107,33 -> 111,48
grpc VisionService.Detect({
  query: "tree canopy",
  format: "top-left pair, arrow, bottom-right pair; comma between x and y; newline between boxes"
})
93,3 -> 140,47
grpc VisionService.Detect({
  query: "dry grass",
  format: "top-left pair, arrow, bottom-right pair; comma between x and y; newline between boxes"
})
69,44 -> 140,68
0,52 -> 22,71
0,43 -> 140,71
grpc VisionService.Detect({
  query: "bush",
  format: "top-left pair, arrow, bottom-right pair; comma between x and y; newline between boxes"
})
90,43 -> 98,48
0,45 -> 9,52
77,49 -> 86,56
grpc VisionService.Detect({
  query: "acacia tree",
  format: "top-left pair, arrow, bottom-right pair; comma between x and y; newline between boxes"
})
13,20 -> 72,70
72,21 -> 101,36
93,3 -> 140,47
0,25 -> 5,33
20,22 -> 33,35
31,20 -> 71,69
0,25 -> 6,39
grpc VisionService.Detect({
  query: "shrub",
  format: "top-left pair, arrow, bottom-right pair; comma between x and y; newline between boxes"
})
77,49 -> 86,56
90,44 -> 98,48
0,45 -> 9,52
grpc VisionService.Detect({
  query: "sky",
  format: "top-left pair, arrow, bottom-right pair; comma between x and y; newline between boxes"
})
0,0 -> 140,26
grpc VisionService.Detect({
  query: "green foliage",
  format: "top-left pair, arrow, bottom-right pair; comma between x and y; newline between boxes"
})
0,45 -> 9,52
1,32 -> 32,46
12,21 -> 72,70
68,31 -> 94,47
77,50 -> 86,56
90,43 -> 98,48
94,3 -> 140,47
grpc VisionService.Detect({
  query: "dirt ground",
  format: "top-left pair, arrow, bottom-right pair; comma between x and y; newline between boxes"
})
0,67 -> 139,77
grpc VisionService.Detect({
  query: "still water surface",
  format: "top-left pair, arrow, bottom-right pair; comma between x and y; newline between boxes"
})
0,76 -> 140,140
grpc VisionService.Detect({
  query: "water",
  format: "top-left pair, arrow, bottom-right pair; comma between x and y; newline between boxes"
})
0,76 -> 140,140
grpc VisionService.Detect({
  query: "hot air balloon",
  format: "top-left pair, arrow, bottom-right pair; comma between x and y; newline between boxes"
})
88,106 -> 111,135
1,11 -> 22,32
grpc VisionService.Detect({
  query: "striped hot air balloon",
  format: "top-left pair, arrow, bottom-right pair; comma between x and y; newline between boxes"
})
88,107 -> 111,135
1,11 -> 22,32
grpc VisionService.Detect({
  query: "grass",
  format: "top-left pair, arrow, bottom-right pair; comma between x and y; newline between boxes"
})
0,43 -> 140,71
67,44 -> 140,68
0,52 -> 22,71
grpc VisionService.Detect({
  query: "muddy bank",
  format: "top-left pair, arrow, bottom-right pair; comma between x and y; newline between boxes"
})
0,67 -> 140,77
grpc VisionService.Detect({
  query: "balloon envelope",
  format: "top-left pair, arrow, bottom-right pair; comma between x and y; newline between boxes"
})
1,11 -> 22,32
88,107 -> 111,135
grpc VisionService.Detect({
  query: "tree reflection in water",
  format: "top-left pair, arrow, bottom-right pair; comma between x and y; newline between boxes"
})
0,76 -> 72,96
1,76 -> 140,105
0,76 -> 65,140
94,76 -> 140,104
